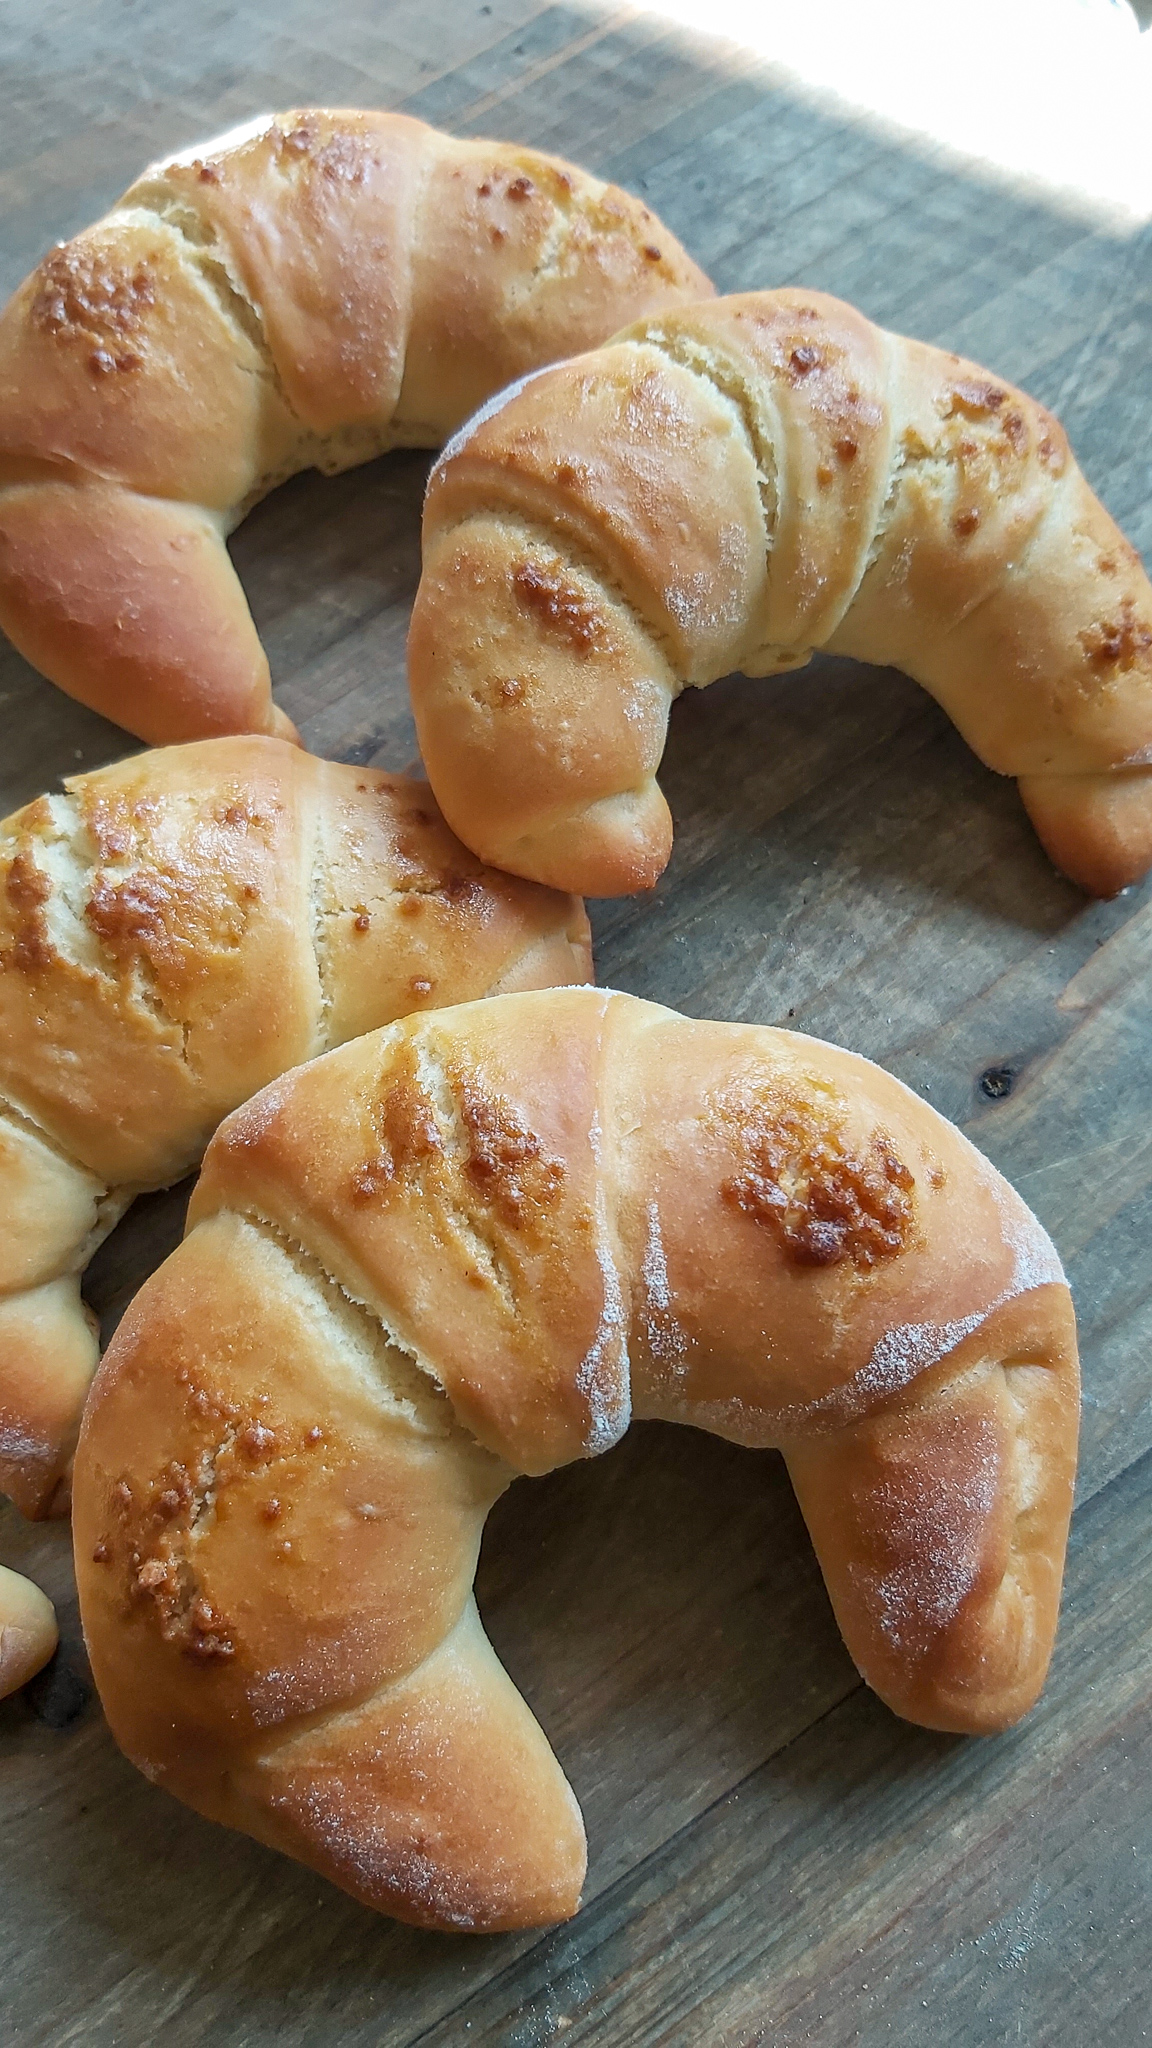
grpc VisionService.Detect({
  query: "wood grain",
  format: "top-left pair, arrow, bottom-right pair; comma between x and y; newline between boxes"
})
2,4 -> 1151,2042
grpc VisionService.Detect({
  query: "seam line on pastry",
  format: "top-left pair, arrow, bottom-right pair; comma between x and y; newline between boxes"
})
229,1204 -> 477,1443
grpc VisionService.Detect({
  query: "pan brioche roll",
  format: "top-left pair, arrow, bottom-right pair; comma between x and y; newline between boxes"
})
0,737 -> 589,1696
75,988 -> 1078,1931
411,288 -> 1152,897
0,109 -> 712,744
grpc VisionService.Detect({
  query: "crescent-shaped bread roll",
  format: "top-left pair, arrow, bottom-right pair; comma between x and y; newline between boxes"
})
0,736 -> 589,1561
74,988 -> 1079,1932
0,110 -> 712,745
410,288 -> 1152,897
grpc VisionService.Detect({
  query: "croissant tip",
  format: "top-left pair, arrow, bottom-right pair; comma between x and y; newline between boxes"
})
1017,768 -> 1152,897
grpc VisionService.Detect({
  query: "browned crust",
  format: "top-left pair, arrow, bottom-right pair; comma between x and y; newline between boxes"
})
75,989 -> 1078,1929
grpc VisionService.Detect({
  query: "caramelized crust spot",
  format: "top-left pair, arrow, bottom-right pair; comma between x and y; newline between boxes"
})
265,119 -> 374,185
788,344 -> 821,377
78,788 -> 275,982
100,1450 -> 237,1662
718,1078 -> 916,1269
351,1044 -> 443,1203
32,244 -> 156,375
2,849 -> 53,972
1078,599 -> 1152,674
512,562 -> 604,653
945,379 -> 1007,419
454,1071 -> 565,1227
85,868 -> 178,960
1037,429 -> 1068,473
95,1370 -> 337,1664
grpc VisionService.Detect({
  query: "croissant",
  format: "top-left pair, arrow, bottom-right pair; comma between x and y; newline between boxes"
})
0,109 -> 712,746
74,987 -> 1079,1932
0,738 -> 589,1692
410,287 -> 1152,898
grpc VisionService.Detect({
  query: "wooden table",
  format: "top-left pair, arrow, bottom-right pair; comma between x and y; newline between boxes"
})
3,4 -> 1151,2042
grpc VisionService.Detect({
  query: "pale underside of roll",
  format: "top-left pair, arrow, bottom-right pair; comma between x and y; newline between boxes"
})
75,987 -> 1079,1932
0,109 -> 712,745
0,741 -> 589,1696
411,288 -> 1152,899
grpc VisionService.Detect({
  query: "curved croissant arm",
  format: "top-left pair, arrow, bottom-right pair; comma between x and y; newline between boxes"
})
74,988 -> 1079,1930
0,736 -> 589,1631
411,288 -> 1152,897
0,110 -> 712,745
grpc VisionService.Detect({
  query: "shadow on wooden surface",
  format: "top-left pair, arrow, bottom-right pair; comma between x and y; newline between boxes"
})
2,2 -> 1151,2043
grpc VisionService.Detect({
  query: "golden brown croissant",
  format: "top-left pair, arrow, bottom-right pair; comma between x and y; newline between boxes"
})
0,109 -> 712,746
410,288 -> 1152,897
0,736 -> 589,1693
74,987 -> 1079,1932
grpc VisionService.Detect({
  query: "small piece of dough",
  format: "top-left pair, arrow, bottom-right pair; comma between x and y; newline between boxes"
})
411,288 -> 1152,896
0,1561 -> 57,1696
75,987 -> 1079,1931
0,109 -> 713,742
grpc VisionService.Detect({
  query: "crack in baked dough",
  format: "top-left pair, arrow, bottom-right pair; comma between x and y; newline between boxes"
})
234,1207 -> 468,1440
639,325 -> 897,668
0,1090 -> 102,1181
637,328 -> 780,549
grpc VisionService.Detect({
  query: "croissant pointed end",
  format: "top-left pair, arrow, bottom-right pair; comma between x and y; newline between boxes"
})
498,785 -> 674,895
224,1598 -> 589,1932
1019,767 -> 1152,896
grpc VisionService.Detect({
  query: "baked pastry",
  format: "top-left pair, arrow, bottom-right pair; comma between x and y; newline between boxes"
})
0,109 -> 712,745
74,987 -> 1079,1931
0,1560 -> 57,1697
410,288 -> 1152,897
0,735 -> 589,1549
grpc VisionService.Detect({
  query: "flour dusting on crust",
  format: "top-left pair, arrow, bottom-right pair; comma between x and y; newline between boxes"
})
574,1113 -> 630,1455
849,1412 -> 1003,1658
640,1198 -> 689,1377
433,365 -> 555,476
